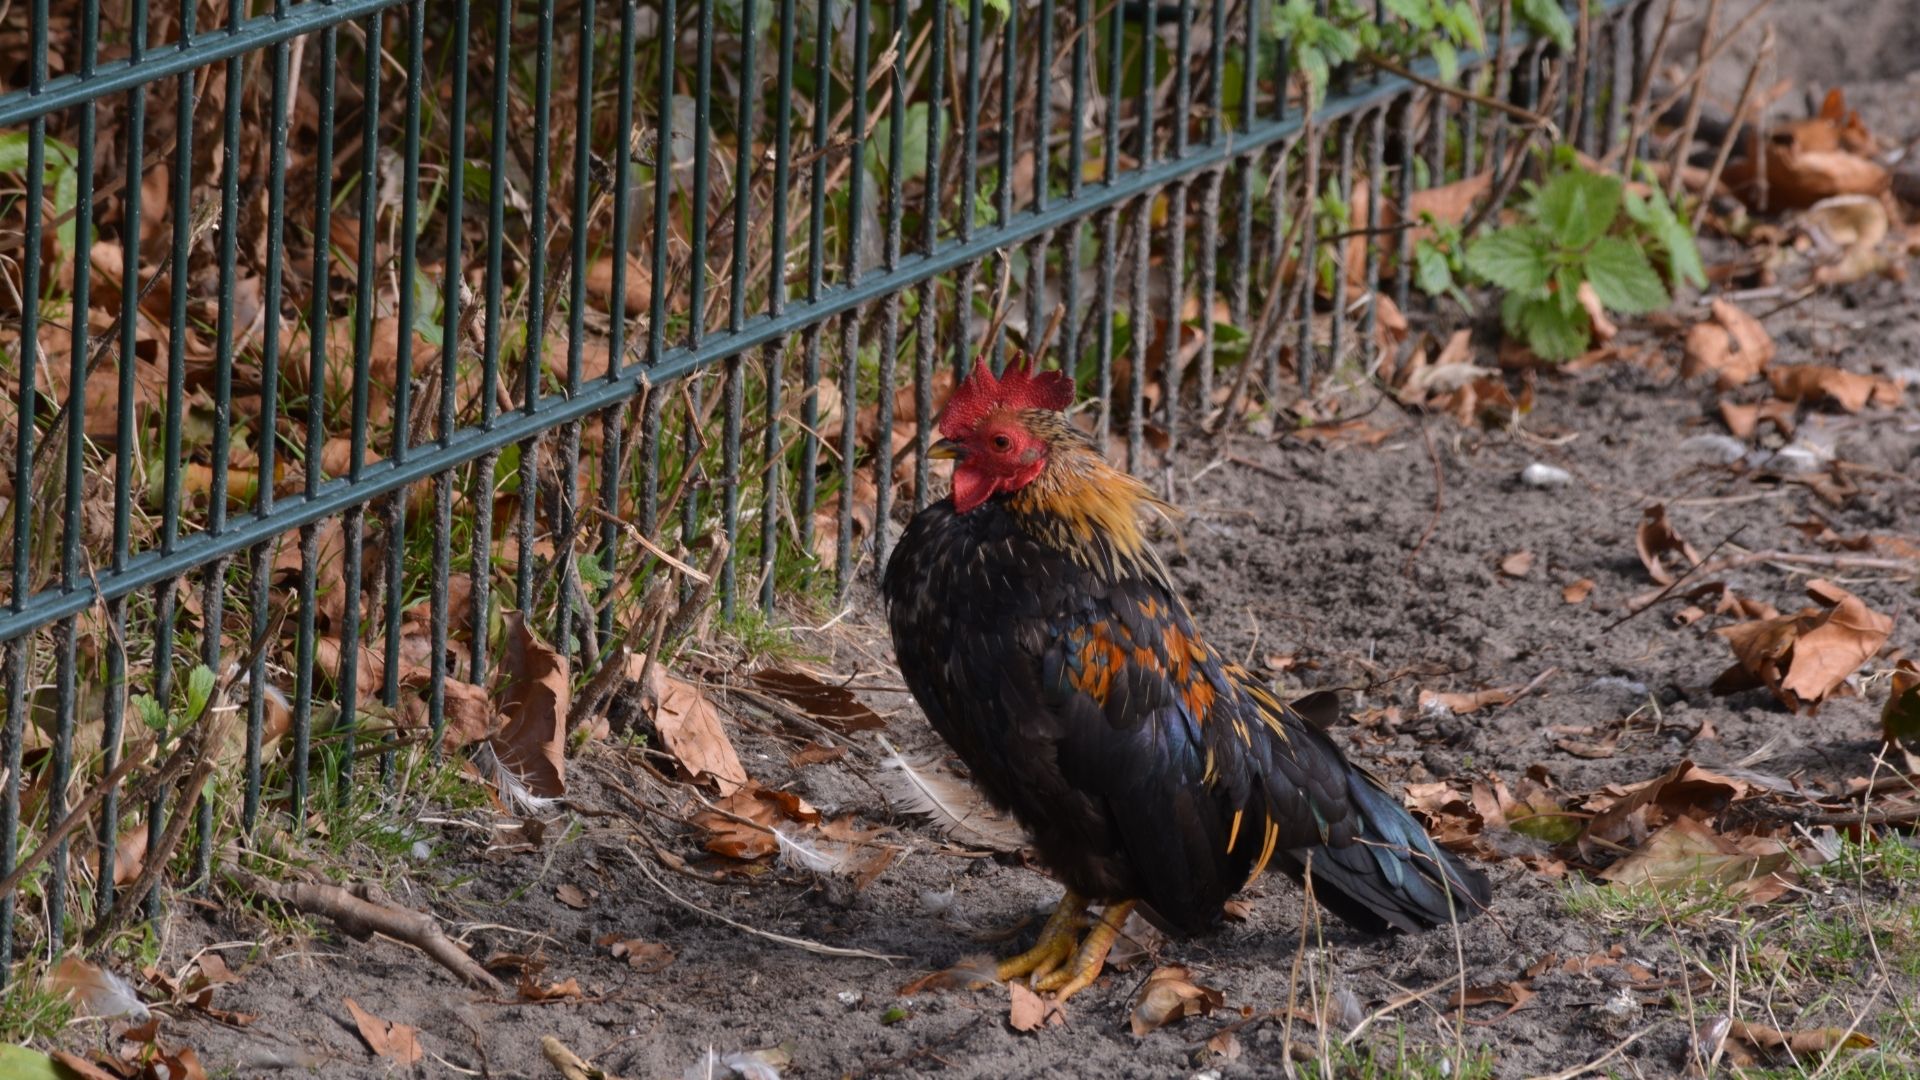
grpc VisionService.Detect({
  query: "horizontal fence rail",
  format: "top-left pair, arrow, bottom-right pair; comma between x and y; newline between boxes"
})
0,0 -> 1645,979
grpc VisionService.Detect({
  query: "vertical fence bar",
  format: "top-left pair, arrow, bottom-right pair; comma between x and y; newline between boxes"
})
431,0 -> 473,745
760,0 -> 799,607
245,1 -> 294,831
473,0 -> 517,685
518,0 -> 557,626
557,0 -> 598,648
721,0 -> 759,615
641,0 -> 678,541
952,0 -> 984,380
337,7 -> 390,801
835,0 -> 872,593
145,0 -> 199,922
293,23 -> 340,825
873,0 -> 908,572
795,0 -> 830,569
910,0 -> 947,512
98,0 -> 153,925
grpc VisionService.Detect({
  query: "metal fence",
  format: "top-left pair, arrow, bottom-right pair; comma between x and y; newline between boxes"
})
0,0 -> 1645,980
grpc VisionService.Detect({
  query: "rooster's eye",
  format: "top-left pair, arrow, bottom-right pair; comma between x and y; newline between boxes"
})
991,434 -> 1013,452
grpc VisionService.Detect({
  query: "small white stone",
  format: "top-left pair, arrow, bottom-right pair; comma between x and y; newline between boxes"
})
1521,462 -> 1572,488
1679,434 -> 1747,464
836,990 -> 863,1008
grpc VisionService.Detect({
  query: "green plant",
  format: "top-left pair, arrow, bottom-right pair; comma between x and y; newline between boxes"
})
1463,151 -> 1703,361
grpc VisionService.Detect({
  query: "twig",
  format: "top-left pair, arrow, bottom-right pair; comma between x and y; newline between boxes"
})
1749,802 -> 1920,828
623,844 -> 906,961
1402,414 -> 1445,579
1523,1023 -> 1659,1080
1490,666 -> 1559,716
226,864 -> 505,992
1363,51 -> 1555,132
1691,25 -> 1771,229
1619,0 -> 1681,179
1601,525 -> 1748,633
1665,0 -> 1723,203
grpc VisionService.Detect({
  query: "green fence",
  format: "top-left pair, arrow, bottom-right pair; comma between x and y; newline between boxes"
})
0,0 -> 1645,979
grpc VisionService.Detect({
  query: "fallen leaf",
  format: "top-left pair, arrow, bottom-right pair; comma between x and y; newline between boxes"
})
343,997 -> 423,1065
1129,966 -> 1224,1036
787,741 -> 847,767
1724,90 -> 1892,211
1418,686 -> 1518,715
1599,816 -> 1793,903
1803,194 -> 1891,284
653,674 -> 748,795
749,668 -> 886,734
1883,661 -> 1920,745
1581,760 -> 1755,854
1713,581 -> 1893,712
1008,981 -> 1065,1032
601,936 -> 676,973
1767,364 -> 1893,414
1724,1017 -> 1876,1063
1635,504 -> 1700,586
1562,578 -> 1595,604
49,1050 -> 124,1080
1577,282 -> 1619,342
1718,397 -> 1796,439
518,975 -> 586,1001
490,613 -> 571,797
1499,551 -> 1535,579
1448,979 -> 1536,1022
555,883 -> 591,910
1683,299 -> 1774,388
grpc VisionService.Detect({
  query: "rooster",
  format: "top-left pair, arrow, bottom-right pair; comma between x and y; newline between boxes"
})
883,356 -> 1491,1002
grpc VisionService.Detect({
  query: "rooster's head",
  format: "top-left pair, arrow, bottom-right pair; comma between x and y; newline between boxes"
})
930,355 -> 1076,513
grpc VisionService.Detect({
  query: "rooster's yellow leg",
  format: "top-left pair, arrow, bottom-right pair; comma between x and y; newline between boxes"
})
995,891 -> 1088,982
1033,900 -> 1135,1002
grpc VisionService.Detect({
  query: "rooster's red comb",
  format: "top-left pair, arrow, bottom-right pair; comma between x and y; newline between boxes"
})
937,354 -> 1075,439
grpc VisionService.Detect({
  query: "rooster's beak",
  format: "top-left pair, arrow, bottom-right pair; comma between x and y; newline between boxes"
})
928,438 -> 964,461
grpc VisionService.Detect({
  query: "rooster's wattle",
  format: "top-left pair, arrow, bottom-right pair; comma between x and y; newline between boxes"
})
883,356 -> 1491,1001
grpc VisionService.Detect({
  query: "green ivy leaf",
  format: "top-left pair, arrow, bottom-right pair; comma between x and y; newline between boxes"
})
1534,169 -> 1621,251
1464,225 -> 1551,294
1584,236 -> 1670,315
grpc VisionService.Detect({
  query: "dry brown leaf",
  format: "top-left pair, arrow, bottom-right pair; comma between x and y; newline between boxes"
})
1778,582 -> 1894,705
49,1051 -> 125,1080
1581,760 -> 1753,853
1718,397 -> 1796,439
788,741 -> 847,767
1725,1018 -> 1876,1061
1599,816 -> 1793,903
585,255 -> 654,316
1562,578 -> 1595,604
1713,581 -> 1893,712
749,668 -> 886,734
598,935 -> 676,973
1008,981 -> 1065,1033
518,975 -> 585,1002
1129,966 -> 1224,1036
343,997 -> 423,1065
1683,299 -> 1774,388
1767,364 -> 1893,414
1448,979 -> 1536,1022
1635,504 -> 1700,586
555,883 -> 591,910
654,675 -> 748,795
1499,551 -> 1535,579
1418,686 -> 1518,715
1883,660 -> 1920,745
1576,282 -> 1619,343
1724,90 -> 1892,210
490,613 -> 571,797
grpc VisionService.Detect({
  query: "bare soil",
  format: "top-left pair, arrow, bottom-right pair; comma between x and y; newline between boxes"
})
53,3 -> 1920,1078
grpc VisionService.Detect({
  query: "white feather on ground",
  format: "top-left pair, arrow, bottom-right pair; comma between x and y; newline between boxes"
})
875,734 -> 1030,853
472,741 -> 560,816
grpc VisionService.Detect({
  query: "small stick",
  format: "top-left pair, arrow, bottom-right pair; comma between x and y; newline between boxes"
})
624,844 -> 905,961
1362,52 -> 1555,133
1691,25 -> 1771,229
1602,525 -> 1747,633
228,865 -> 506,992
1665,0 -> 1723,204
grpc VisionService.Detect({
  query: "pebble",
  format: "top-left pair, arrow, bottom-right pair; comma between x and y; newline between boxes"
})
1678,434 -> 1747,465
1521,462 -> 1572,488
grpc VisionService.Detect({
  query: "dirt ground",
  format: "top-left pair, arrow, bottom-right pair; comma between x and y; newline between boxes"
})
49,2 -> 1920,1078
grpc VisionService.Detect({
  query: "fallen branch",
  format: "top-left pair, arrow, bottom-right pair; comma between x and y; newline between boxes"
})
227,865 -> 505,992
